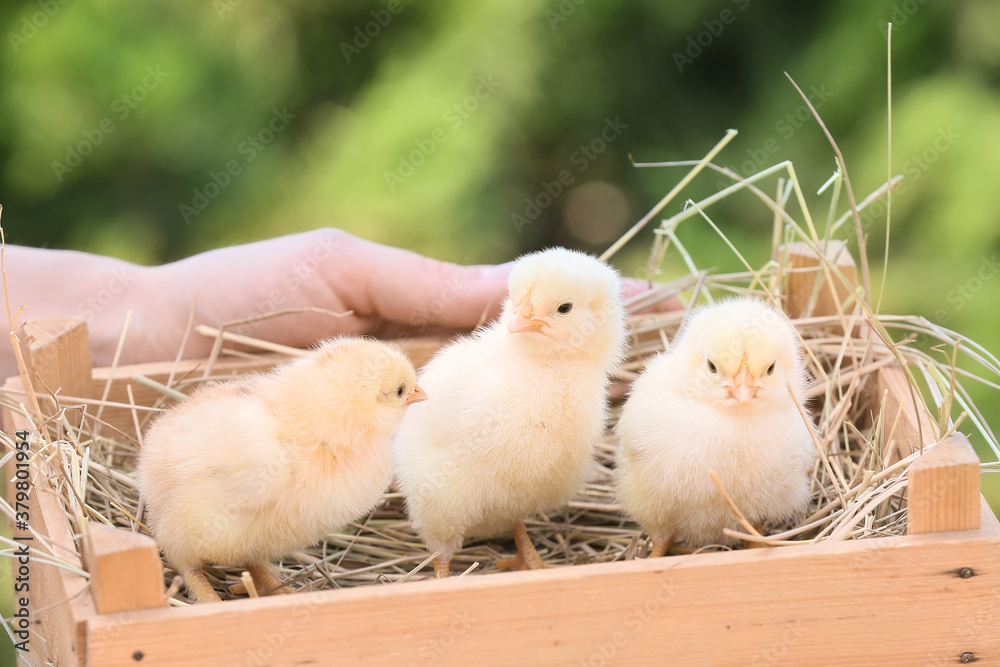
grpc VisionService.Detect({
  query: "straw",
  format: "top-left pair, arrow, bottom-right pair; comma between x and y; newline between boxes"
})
0,55 -> 995,605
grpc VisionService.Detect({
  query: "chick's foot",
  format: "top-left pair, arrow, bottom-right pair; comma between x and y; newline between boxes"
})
184,568 -> 223,603
495,521 -> 551,571
649,534 -> 674,558
248,562 -> 291,595
434,555 -> 452,579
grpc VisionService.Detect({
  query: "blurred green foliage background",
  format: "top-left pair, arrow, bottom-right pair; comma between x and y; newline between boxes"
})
2,0 -> 1000,661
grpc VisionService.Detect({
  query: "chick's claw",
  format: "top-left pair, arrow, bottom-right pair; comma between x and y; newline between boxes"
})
138,338 -> 421,603
495,522 -> 552,571
184,568 -> 223,603
493,555 -> 524,571
244,563 -> 292,596
392,248 -> 627,584
615,297 -> 816,552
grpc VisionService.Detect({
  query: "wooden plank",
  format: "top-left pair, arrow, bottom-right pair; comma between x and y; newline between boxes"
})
85,334 -> 448,387
3,334 -> 452,441
84,523 -> 1000,667
777,240 -> 858,322
18,317 -> 93,404
980,494 -> 1000,532
908,433 -> 981,535
4,319 -> 97,666
877,364 -> 942,460
9,311 -> 993,665
3,435 -> 46,667
5,334 -> 454,441
86,523 -> 165,614
5,411 -> 94,667
391,334 -> 450,369
28,468 -> 94,667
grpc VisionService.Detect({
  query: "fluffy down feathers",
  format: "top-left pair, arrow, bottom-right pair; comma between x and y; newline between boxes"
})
138,337 -> 422,591
393,247 -> 627,568
615,297 -> 816,547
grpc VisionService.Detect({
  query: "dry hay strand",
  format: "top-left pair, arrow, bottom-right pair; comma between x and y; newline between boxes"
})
2,114 -> 998,606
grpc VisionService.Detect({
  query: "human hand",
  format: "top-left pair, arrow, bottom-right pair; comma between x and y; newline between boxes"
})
1,228 -> 673,378
136,228 -> 514,365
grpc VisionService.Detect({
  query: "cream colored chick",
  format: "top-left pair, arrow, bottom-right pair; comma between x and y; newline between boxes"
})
615,297 -> 815,556
393,247 -> 626,577
137,338 -> 426,602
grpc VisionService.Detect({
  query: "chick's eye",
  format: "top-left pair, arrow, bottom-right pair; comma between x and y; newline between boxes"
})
557,302 -> 573,315
707,359 -> 717,374
396,384 -> 406,398
767,362 -> 775,376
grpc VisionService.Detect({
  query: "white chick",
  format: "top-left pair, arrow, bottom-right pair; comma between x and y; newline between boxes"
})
137,337 -> 427,602
393,247 -> 627,577
615,296 -> 815,555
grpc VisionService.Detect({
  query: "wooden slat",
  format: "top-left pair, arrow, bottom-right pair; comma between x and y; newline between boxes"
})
83,523 -> 1000,667
5,410 -> 94,667
908,433 -> 981,534
4,318 -> 97,666
8,312 -> 995,666
3,436 -> 54,667
86,523 -> 165,614
4,334 -> 452,442
26,465 -> 95,667
390,335 -> 450,369
778,240 -> 858,322
0,327 -> 452,665
18,317 -> 93,403
877,363 -> 943,461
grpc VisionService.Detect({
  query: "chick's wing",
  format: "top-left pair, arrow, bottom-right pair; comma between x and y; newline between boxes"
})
153,389 -> 289,515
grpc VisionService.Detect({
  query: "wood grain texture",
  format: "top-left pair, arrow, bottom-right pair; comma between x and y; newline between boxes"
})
3,334 -> 452,442
778,240 -> 858,322
877,363 -> 942,461
4,322 -> 96,667
908,433 -> 982,535
83,514 -> 1000,667
26,463 -> 95,667
18,317 -> 93,405
86,522 -> 166,614
6,314 -> 995,666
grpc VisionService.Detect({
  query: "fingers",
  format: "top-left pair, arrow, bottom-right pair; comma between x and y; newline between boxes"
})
178,227 -> 678,347
343,234 -> 681,331
344,235 -> 511,333
620,278 -> 653,302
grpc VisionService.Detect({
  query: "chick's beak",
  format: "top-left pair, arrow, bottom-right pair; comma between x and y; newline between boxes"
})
508,300 -> 546,334
406,384 -> 429,405
726,363 -> 759,405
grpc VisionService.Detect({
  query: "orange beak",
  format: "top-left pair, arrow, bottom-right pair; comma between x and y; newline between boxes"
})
406,384 -> 429,405
508,300 -> 546,334
726,363 -> 759,405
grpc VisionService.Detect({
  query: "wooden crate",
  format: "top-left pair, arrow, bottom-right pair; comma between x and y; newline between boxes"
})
3,245 -> 998,666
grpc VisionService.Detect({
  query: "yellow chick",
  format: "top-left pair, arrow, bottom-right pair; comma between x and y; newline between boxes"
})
615,297 -> 815,556
137,337 -> 427,602
393,247 -> 627,577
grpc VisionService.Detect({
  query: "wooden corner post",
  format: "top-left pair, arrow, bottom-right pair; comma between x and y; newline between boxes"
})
4,318 -> 100,666
18,317 -> 94,398
778,243 -> 982,534
907,433 -> 981,534
777,240 -> 858,321
86,522 -> 166,614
